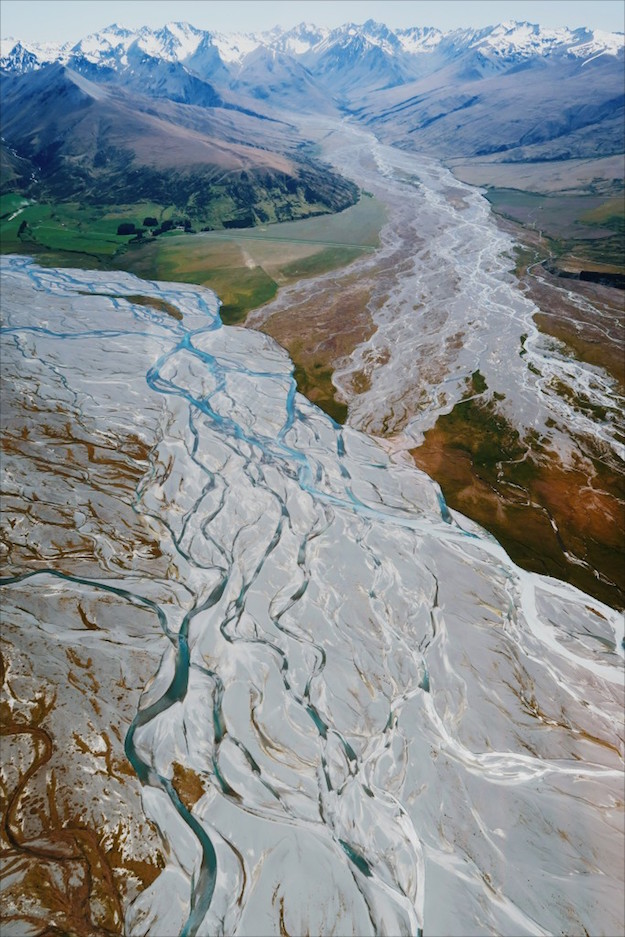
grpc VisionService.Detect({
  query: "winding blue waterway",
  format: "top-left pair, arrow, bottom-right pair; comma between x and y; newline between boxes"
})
1,254 -> 623,937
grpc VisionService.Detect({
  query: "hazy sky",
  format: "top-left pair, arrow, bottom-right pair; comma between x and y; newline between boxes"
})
1,0 -> 624,43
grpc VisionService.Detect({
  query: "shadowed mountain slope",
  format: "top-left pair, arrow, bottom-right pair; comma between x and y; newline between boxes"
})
0,19 -> 622,220
351,49 -> 624,163
0,63 -> 357,222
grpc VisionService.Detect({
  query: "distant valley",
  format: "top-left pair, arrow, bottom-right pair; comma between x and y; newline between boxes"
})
1,19 -> 623,231
1,17 -> 624,608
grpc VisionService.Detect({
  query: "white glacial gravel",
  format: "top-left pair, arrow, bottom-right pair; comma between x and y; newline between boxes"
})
1,254 -> 623,936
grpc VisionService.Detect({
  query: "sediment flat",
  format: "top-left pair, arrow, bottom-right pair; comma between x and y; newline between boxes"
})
2,256 -> 623,936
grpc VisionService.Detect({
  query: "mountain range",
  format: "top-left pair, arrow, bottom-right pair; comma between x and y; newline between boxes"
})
1,19 -> 623,222
2,19 -> 623,80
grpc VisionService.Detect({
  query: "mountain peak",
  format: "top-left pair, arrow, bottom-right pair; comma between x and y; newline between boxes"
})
162,21 -> 203,38
1,17 -> 622,85
98,23 -> 134,38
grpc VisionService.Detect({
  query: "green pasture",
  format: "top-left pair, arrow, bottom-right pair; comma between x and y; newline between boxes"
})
486,188 -> 624,270
1,201 -> 144,256
117,193 -> 385,324
0,193 -> 385,322
0,193 -> 31,216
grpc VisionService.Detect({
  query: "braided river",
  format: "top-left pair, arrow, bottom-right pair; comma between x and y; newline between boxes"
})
1,124 -> 624,937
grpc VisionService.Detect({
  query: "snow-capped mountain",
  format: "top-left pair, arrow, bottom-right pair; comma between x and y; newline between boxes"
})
0,40 -> 41,72
471,20 -> 624,60
395,26 -> 444,55
567,27 -> 625,60
433,21 -> 624,78
210,31 -> 265,66
69,23 -> 135,66
268,22 -> 330,59
2,19 -> 622,83
0,35 -> 67,65
230,45 -> 334,113
1,19 -> 623,171
303,25 -> 416,95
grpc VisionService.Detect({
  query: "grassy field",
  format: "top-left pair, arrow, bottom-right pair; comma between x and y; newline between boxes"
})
0,200 -> 176,258
116,194 -> 385,324
119,238 -> 280,325
484,188 -> 625,271
0,193 -> 31,215
0,193 -> 385,325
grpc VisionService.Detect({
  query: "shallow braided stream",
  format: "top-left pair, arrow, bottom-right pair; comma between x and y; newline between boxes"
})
1,255 -> 623,935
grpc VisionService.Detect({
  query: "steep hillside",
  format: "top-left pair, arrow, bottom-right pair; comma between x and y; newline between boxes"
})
230,46 -> 334,113
0,64 -> 357,226
0,18 -> 622,228
354,52 -> 624,163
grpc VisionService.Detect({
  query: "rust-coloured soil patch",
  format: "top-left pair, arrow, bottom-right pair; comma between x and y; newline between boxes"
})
172,763 -> 205,811
251,232 -> 413,423
411,396 -> 625,609
119,294 -> 183,321
258,276 -> 377,423
78,290 -> 184,320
